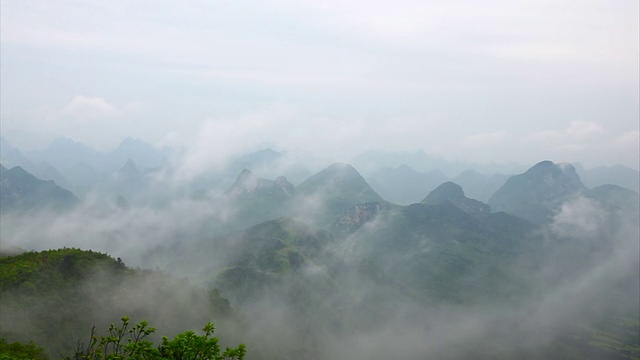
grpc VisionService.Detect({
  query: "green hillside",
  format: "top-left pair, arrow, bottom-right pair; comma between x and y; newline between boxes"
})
0,249 -> 238,358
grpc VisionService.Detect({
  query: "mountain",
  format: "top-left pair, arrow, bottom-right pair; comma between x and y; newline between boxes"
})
225,169 -> 294,198
585,184 -> 640,213
0,138 -> 39,175
296,163 -> 387,225
64,162 -> 106,189
349,149 -> 471,178
0,165 -> 79,213
28,137 -> 110,172
0,248 -> 237,358
108,137 -> 167,170
216,170 -> 295,231
231,148 -> 282,171
368,165 -> 448,205
297,163 -> 384,205
229,148 -> 312,185
575,163 -> 640,193
421,181 -> 490,216
488,161 -> 586,224
452,169 -> 510,203
34,161 -> 74,190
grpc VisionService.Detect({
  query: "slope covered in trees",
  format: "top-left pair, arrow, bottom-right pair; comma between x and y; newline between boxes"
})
0,249 -> 240,358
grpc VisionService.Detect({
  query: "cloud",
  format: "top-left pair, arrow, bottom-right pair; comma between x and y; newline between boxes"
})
615,130 -> 640,148
528,120 -> 603,143
63,96 -> 119,121
461,131 -> 507,147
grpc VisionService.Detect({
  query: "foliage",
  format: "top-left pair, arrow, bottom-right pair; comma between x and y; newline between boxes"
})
0,338 -> 48,360
67,316 -> 246,360
0,248 -> 126,292
0,249 -> 236,358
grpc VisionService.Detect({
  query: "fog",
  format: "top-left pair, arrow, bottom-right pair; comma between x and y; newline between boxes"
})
1,147 -> 638,358
1,0 -> 638,358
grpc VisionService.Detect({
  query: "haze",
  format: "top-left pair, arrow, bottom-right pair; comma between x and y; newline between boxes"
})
1,0 -> 638,170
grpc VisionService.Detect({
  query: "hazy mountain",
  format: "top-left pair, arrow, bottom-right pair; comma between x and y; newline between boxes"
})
488,161 -> 586,224
225,169 -> 294,198
215,170 -> 296,231
367,165 -> 449,205
1,157 -> 638,360
104,159 -> 147,199
422,181 -> 491,216
232,148 -> 282,171
28,137 -> 110,172
34,161 -> 74,191
295,163 -> 386,226
350,149 -> 471,177
0,138 -> 39,174
229,148 -> 312,185
0,165 -> 79,213
452,169 -> 510,203
108,137 -> 168,170
585,184 -> 640,213
297,163 -> 384,203
64,162 -> 106,189
575,163 -> 640,193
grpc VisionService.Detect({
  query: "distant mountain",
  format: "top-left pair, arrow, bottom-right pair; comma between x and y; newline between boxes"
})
28,138 -> 110,172
215,170 -> 295,231
231,148 -> 282,171
225,169 -> 294,198
64,162 -> 106,189
0,143 -> 37,175
452,169 -> 510,203
0,165 -> 79,213
368,165 -> 448,205
228,148 -> 312,185
350,149 -> 473,178
585,184 -> 640,213
296,163 -> 386,225
488,161 -> 586,224
35,161 -> 74,190
104,159 -> 147,199
108,137 -> 167,170
422,181 -> 490,216
575,163 -> 640,193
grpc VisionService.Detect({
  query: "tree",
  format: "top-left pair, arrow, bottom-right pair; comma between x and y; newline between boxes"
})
67,316 -> 246,360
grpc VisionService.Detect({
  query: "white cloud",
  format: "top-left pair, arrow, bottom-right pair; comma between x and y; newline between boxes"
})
615,130 -> 640,148
527,120 -> 603,144
461,131 -> 507,147
63,96 -> 119,121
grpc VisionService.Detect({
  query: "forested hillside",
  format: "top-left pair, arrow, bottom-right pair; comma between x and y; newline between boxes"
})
0,249 -> 241,359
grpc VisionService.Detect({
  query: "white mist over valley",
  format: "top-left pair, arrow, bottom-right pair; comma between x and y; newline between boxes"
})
1,1 -> 638,359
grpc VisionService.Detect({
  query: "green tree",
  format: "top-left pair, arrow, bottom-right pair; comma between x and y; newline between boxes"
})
67,316 -> 245,360
0,338 -> 48,360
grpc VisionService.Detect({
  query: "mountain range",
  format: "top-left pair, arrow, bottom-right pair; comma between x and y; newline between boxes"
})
0,139 -> 638,359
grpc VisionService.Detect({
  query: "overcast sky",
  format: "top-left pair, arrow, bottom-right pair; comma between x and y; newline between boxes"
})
1,0 -> 638,169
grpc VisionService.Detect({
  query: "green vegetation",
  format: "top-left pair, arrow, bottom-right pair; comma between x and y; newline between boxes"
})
67,316 -> 245,360
0,338 -> 48,360
0,249 -> 237,358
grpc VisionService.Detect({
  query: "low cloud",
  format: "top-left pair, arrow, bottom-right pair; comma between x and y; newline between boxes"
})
63,95 -> 119,121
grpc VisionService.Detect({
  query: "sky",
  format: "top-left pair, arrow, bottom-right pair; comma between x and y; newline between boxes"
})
1,0 -> 638,169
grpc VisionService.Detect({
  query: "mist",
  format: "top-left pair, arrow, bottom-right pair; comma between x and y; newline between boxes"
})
1,146 -> 638,359
1,0 -> 638,358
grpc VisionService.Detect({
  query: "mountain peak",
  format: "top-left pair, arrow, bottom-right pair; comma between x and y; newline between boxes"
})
226,169 -> 293,198
422,181 -> 489,215
297,163 -> 384,209
423,181 -> 465,203
489,161 -> 586,224
118,159 -> 141,177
